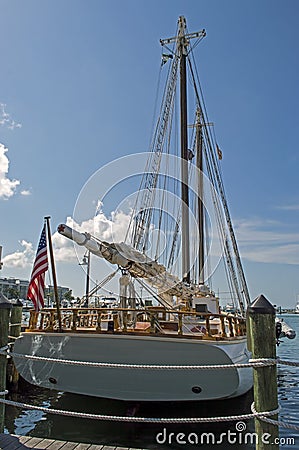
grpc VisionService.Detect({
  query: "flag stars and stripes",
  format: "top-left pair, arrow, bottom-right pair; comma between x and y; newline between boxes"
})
27,225 -> 48,311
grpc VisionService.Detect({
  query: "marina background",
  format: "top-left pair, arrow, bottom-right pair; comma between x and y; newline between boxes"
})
3,315 -> 299,449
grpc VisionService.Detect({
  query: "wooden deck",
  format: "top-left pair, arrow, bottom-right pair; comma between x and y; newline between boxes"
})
0,434 -> 145,450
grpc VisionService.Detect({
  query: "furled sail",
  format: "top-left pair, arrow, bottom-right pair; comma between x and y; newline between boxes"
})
58,223 -> 208,300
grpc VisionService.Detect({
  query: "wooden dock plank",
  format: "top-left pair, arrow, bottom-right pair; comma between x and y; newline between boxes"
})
87,446 -> 105,450
88,446 -> 106,450
32,438 -> 63,449
0,435 -> 142,450
16,436 -> 33,445
59,443 -> 80,450
43,440 -> 66,450
70,444 -> 92,450
22,437 -> 45,447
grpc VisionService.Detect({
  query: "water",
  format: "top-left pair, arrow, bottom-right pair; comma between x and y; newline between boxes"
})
3,315 -> 299,449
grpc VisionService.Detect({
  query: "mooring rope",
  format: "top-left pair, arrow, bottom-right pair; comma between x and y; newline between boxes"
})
1,345 -> 299,369
251,403 -> 299,431
0,348 -> 277,370
2,345 -> 299,373
276,357 -> 299,367
0,396 -> 280,424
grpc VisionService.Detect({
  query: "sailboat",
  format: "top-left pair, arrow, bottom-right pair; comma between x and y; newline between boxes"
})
14,17 -> 253,401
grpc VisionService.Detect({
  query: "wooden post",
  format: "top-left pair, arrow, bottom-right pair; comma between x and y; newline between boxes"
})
96,310 -> 102,332
0,294 -> 12,433
45,216 -> 62,331
178,313 -> 183,335
247,294 -> 279,449
6,299 -> 22,391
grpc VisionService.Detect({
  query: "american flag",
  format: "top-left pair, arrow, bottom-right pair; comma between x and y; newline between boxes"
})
27,225 -> 48,311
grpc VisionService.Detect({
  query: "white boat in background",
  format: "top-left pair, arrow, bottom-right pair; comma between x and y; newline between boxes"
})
295,297 -> 299,314
14,16 -> 253,402
275,317 -> 296,340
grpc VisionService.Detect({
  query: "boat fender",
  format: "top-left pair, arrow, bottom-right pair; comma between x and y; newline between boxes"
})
275,320 -> 282,346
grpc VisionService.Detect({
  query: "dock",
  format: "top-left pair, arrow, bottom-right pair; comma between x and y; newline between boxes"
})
0,434 -> 145,450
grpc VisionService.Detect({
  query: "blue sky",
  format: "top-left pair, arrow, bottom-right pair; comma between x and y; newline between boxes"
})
0,0 -> 298,308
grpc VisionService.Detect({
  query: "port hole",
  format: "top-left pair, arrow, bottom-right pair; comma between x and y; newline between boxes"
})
192,386 -> 202,394
49,377 -> 57,384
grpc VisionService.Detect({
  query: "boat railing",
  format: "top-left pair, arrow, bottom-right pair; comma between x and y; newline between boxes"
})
26,307 -> 246,339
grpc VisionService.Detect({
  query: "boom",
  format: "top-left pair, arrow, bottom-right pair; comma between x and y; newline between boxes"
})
58,223 -> 208,300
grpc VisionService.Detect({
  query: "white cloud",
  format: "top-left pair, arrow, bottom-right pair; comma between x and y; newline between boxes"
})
0,103 -> 22,130
2,209 -> 132,271
0,143 -> 20,199
53,210 -> 132,261
20,189 -> 32,196
275,204 -> 299,211
234,218 -> 299,265
2,240 -> 34,268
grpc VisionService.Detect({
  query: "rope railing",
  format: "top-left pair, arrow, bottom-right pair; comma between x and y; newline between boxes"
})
0,347 -> 278,369
1,391 -> 298,430
0,394 -> 281,425
1,346 -> 298,370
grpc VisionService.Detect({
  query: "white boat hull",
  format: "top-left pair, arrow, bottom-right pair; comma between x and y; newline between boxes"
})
14,332 -> 252,401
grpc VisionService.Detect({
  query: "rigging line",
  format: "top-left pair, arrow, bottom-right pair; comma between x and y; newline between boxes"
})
204,149 -> 243,313
220,248 -> 238,309
160,21 -> 180,57
151,90 -> 173,260
125,53 -> 175,245
154,128 -> 171,262
204,209 -> 213,289
188,50 -> 228,216
141,85 -> 178,255
188,49 -> 215,151
132,54 -> 180,251
187,56 -> 250,307
84,268 -> 120,299
133,23 -> 181,252
185,23 -> 206,56
135,278 -> 173,310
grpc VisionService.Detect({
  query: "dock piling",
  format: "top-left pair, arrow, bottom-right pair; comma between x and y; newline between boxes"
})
247,294 -> 279,449
0,294 -> 12,433
7,299 -> 23,391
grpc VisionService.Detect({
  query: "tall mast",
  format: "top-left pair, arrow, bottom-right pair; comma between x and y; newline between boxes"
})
178,16 -> 190,283
196,108 -> 205,284
159,18 -> 206,283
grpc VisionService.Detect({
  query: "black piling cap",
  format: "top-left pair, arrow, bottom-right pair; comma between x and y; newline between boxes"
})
0,293 -> 13,309
247,294 -> 276,315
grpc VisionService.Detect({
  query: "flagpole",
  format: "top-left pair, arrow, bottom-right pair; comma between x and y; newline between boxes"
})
45,216 -> 62,332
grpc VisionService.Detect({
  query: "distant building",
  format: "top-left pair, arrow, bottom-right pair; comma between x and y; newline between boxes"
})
0,277 -> 72,303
